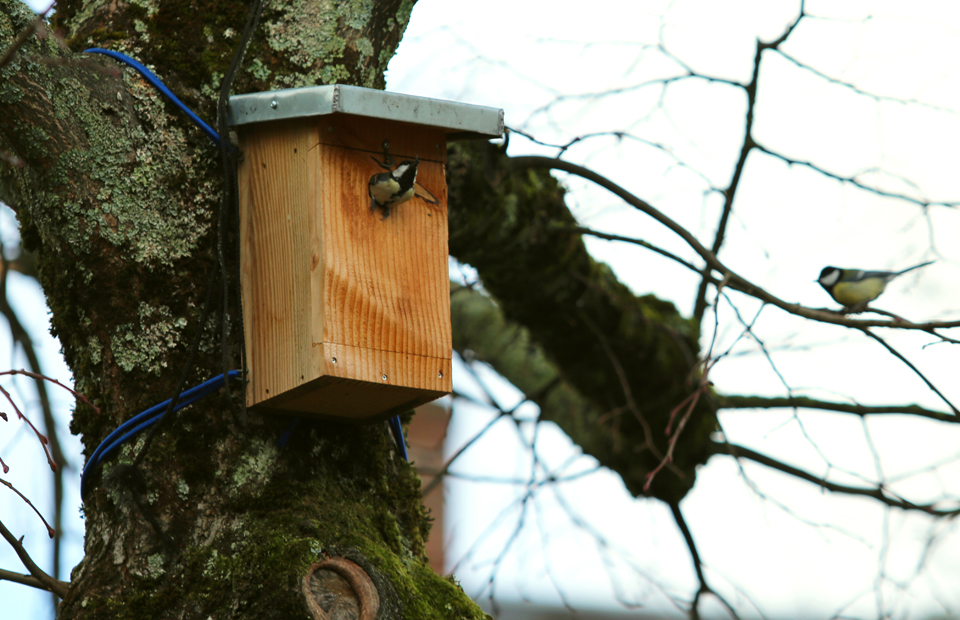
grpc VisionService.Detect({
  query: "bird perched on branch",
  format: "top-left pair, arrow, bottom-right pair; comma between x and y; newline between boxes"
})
368,158 -> 419,219
817,261 -> 933,311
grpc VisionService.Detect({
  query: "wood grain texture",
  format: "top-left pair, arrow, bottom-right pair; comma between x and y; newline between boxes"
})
239,115 -> 452,420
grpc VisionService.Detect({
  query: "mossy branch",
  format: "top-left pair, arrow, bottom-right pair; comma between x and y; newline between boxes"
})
444,153 -> 718,506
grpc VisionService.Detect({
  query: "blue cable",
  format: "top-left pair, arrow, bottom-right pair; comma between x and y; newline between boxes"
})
84,48 -> 222,147
81,370 -> 241,499
388,416 -> 408,461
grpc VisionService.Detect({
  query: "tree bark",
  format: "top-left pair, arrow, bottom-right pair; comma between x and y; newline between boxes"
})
1,0 -> 487,617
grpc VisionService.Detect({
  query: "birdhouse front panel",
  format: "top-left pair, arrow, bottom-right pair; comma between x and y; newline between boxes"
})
239,115 -> 452,421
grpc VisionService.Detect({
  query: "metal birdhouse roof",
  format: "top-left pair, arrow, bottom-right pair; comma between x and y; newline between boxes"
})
228,84 -> 504,141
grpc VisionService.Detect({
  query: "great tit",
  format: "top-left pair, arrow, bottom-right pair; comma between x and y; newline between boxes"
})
817,260 -> 933,310
368,159 -> 418,219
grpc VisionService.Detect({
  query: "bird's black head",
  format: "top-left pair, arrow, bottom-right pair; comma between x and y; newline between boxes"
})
817,266 -> 841,287
391,159 -> 419,187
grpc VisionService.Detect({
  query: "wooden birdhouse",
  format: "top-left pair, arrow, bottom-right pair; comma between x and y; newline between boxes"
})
228,85 -> 503,421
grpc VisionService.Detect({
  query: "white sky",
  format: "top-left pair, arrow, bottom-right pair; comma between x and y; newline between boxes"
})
385,0 -> 960,618
4,0 -> 960,618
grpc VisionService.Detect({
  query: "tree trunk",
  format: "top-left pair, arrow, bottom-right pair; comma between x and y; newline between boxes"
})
0,0 -> 487,617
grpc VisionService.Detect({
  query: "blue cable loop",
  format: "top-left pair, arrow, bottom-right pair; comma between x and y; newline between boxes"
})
80,371 -> 241,499
84,48 -> 222,147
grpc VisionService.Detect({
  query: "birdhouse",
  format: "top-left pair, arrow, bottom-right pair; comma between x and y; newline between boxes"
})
228,85 -> 503,422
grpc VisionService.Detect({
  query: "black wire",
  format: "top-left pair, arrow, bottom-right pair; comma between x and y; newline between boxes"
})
216,0 -> 264,420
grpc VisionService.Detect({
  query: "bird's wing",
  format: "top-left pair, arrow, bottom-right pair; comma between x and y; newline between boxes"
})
857,269 -> 899,282
414,181 -> 439,205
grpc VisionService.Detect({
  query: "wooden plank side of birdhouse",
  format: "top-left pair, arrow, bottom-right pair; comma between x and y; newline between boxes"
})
239,119 -> 322,408
312,122 -> 453,405
239,114 -> 453,419
316,144 -> 450,355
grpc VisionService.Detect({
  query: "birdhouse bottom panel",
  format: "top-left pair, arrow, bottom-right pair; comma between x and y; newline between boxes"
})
247,343 -> 452,422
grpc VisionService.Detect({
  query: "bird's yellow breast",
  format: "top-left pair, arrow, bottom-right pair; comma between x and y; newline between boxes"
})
369,177 -> 401,205
831,279 -> 888,306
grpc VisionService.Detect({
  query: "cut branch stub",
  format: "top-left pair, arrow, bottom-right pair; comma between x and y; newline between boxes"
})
302,557 -> 380,620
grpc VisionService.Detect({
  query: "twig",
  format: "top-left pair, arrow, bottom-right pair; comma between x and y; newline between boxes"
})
0,247 -> 70,591
857,328 -> 959,414
718,441 -> 959,516
0,383 -> 56,471
0,369 -> 99,414
420,372 -> 560,498
0,479 -> 54,536
693,0 -> 807,323
754,142 -> 960,209
551,223 -> 701,273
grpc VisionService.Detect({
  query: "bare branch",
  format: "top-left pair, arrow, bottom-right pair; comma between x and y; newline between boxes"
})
0,478 -> 54,536
669,501 -> 742,620
420,366 -> 560,497
507,126 -> 719,188
509,156 -> 960,333
0,241 -> 69,591
773,49 -> 959,117
857,328 -> 959,414
0,369 -> 99,414
0,566 -> 53,591
717,441 -> 960,516
0,383 -> 56,471
551,223 -> 701,273
0,516 -> 68,598
754,143 -> 960,209
692,0 -> 807,323
715,394 -> 958,424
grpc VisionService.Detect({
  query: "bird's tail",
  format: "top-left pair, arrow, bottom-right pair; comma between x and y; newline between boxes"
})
896,260 -> 934,276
